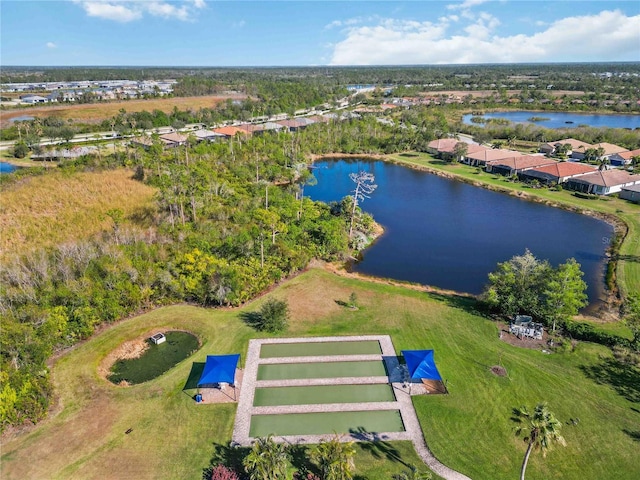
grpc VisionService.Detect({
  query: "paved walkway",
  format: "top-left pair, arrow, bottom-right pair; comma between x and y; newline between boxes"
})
231,335 -> 471,480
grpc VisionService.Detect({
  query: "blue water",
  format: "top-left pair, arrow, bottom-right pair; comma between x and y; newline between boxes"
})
9,115 -> 35,123
462,111 -> 640,129
307,159 -> 613,308
0,162 -> 18,174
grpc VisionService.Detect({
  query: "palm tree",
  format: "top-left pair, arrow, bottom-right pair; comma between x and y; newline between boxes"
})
513,403 -> 566,480
242,435 -> 290,480
310,434 -> 356,480
393,464 -> 432,480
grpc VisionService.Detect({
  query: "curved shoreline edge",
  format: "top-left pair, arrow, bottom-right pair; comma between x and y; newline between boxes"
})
310,153 -> 631,319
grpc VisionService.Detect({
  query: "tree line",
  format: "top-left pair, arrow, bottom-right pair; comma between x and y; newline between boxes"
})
0,121 -> 386,431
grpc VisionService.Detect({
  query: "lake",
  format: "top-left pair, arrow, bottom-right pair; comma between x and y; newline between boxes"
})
306,159 -> 614,309
0,162 -> 18,174
462,111 -> 640,129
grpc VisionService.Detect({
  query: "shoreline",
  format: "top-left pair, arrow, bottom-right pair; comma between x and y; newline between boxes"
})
310,153 -> 627,320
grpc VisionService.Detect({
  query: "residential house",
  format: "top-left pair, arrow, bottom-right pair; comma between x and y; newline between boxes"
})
159,132 -> 189,148
486,155 -> 557,176
519,161 -> 597,185
465,148 -> 523,168
212,126 -> 248,139
566,170 -> 640,195
276,119 -> 305,132
619,184 -> 640,204
609,148 -> 640,167
539,138 -> 591,157
193,129 -> 226,142
458,144 -> 491,165
20,95 -> 48,104
426,138 -> 458,155
570,141 -> 627,162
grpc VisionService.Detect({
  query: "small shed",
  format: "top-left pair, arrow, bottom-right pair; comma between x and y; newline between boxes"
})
150,333 -> 166,345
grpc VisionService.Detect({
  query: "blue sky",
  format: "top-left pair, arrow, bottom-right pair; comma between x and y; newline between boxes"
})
1,1 -> 639,66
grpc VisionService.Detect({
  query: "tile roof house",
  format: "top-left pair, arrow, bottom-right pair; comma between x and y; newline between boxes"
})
426,138 -> 459,155
159,132 -> 189,147
570,141 -> 628,161
486,155 -> 557,176
519,161 -> 597,185
465,148 -> 523,167
459,144 -> 491,164
193,129 -> 226,142
619,184 -> 640,204
566,170 -> 640,195
609,148 -> 640,167
539,138 -> 591,156
212,126 -> 248,138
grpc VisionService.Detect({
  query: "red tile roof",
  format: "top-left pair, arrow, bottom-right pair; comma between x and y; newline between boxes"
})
466,148 -> 523,162
488,155 -> 557,170
213,126 -> 247,137
530,162 -> 597,177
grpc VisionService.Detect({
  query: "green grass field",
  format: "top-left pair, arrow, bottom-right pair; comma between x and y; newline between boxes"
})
249,410 -> 405,437
253,384 -> 396,406
257,360 -> 388,380
387,152 -> 640,301
259,340 -> 382,357
1,268 -> 638,480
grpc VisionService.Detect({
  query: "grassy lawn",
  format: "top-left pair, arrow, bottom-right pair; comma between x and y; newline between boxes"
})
387,152 -> 640,300
2,268 -> 638,480
0,94 -> 247,125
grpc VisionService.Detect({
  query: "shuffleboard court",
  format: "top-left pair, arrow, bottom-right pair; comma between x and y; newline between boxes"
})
257,360 -> 387,380
253,384 -> 395,406
259,340 -> 382,358
249,410 -> 405,437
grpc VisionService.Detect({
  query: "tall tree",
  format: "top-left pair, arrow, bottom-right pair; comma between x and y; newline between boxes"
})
243,435 -> 290,480
348,171 -> 377,238
484,249 -> 552,318
311,435 -> 356,480
513,403 -> 566,480
543,258 -> 588,332
452,142 -> 468,163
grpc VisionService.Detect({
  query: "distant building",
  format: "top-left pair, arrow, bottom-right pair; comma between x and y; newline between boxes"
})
619,184 -> 640,204
566,170 -> 640,195
20,95 -> 48,104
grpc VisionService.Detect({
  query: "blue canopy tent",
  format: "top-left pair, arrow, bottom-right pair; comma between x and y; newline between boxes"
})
197,354 -> 240,400
401,349 -> 447,394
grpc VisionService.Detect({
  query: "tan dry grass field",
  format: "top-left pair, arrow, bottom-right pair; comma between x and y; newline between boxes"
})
0,94 -> 247,126
0,168 -> 157,259
422,90 -> 585,98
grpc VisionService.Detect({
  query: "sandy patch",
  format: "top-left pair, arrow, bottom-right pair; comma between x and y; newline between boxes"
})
97,335 -> 151,380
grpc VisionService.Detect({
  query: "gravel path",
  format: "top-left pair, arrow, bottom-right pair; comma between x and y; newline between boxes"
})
231,335 -> 471,480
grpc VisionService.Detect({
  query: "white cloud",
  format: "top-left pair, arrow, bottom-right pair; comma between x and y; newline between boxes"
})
46,42 -> 57,49
231,20 -> 246,28
329,10 -> 640,65
73,0 -> 203,22
79,2 -> 142,23
147,2 -> 190,21
447,0 -> 491,10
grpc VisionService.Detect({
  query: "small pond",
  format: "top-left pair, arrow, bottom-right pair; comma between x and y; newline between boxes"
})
0,162 -> 18,174
462,111 -> 640,129
306,159 -> 614,311
108,331 -> 200,385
